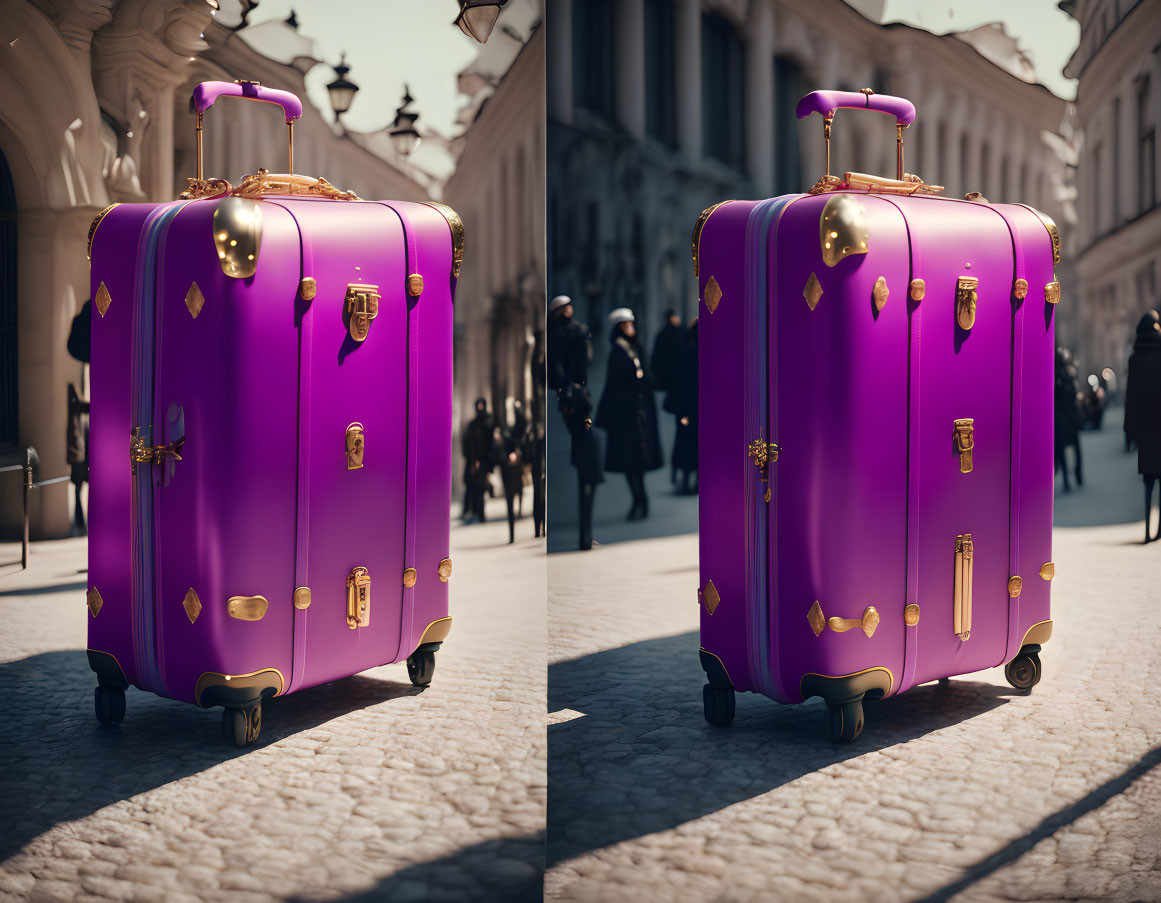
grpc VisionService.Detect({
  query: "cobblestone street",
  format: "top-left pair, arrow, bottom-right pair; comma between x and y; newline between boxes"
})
548,410 -> 1161,902
0,499 -> 546,903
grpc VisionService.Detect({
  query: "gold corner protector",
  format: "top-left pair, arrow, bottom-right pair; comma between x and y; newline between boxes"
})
403,567 -> 418,588
437,558 -> 452,583
182,588 -> 202,624
703,275 -> 722,314
87,204 -> 120,262
95,282 -> 112,318
422,202 -> 465,279
1019,619 -> 1053,647
293,587 -> 312,610
226,595 -> 269,621
86,586 -> 104,617
193,668 -> 285,708
701,580 -> 720,615
903,603 -> 920,626
1039,562 -> 1055,581
1008,576 -> 1023,598
819,194 -> 869,268
212,197 -> 262,279
417,616 -> 453,646
691,201 -> 732,277
803,272 -> 823,310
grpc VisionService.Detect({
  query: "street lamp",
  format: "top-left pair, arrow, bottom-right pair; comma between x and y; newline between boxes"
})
326,53 -> 359,124
453,0 -> 507,44
389,86 -> 421,157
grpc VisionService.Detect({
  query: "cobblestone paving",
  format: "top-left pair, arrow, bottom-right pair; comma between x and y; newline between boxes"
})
548,417 -> 1161,902
0,499 -> 546,902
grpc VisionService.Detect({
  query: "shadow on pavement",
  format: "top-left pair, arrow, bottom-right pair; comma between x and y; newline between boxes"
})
298,832 -> 545,903
0,580 -> 89,597
0,649 -> 420,863
1053,408 -> 1147,529
548,630 -> 1011,867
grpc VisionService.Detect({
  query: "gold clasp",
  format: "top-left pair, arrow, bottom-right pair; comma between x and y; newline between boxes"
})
130,427 -> 184,473
747,436 -> 781,503
346,422 -> 365,469
346,567 -> 371,628
344,283 -> 380,342
956,276 -> 978,330
954,419 -> 974,473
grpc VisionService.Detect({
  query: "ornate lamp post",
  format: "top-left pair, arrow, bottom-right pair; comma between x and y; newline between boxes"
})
326,53 -> 360,126
453,0 -> 508,43
389,86 -> 421,157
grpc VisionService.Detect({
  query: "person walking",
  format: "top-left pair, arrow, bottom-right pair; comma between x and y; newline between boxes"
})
1124,310 -> 1161,542
462,398 -> 496,523
663,318 -> 699,495
596,308 -> 662,521
499,402 -> 529,544
548,295 -> 603,550
66,298 -> 92,534
1053,346 -> 1084,492
650,309 -> 684,485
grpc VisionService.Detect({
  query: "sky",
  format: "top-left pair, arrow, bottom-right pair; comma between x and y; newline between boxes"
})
881,0 -> 1080,99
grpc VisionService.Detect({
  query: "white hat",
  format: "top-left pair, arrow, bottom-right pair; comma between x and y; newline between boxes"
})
549,295 -> 572,314
608,308 -> 635,325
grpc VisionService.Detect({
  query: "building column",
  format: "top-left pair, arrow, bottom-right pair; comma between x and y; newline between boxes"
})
744,2 -> 774,194
547,0 -> 573,126
614,0 -> 646,139
674,0 -> 701,165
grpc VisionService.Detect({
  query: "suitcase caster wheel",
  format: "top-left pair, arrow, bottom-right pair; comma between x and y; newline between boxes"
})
827,700 -> 864,743
94,685 -> 125,726
1005,652 -> 1041,691
222,705 -> 262,747
702,684 -> 735,727
407,650 -> 436,688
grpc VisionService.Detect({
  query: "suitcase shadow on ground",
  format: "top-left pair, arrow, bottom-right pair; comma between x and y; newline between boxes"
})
548,631 -> 1012,866
0,649 -> 418,863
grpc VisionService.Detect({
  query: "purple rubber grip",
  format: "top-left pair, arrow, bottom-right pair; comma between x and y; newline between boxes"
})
191,81 -> 303,123
796,90 -> 916,126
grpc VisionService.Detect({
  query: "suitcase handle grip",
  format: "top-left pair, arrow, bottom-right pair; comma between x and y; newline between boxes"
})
796,89 -> 916,180
188,80 -> 302,182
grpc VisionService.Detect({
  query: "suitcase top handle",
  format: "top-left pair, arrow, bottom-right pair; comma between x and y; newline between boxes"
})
796,89 -> 917,181
189,80 -> 303,181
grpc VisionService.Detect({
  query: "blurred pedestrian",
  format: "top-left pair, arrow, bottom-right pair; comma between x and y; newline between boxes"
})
548,295 -> 603,550
1053,347 -> 1084,492
499,401 -> 529,544
596,308 -> 661,520
66,299 -> 92,534
663,318 -> 699,495
1124,310 -> 1161,542
651,309 -> 684,484
462,398 -> 495,523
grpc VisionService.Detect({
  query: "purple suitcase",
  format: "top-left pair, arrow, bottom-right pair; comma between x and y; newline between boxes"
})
85,81 -> 463,745
694,90 -> 1059,742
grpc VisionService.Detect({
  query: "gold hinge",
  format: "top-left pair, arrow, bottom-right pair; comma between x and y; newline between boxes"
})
954,419 -> 974,473
130,427 -> 184,473
954,534 -> 973,641
806,600 -> 880,638
347,567 -> 371,628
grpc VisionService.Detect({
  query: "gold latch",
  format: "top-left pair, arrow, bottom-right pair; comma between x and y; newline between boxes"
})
954,534 -> 973,641
747,436 -> 781,503
956,276 -> 978,330
954,419 -> 974,473
344,283 -> 380,342
346,422 -> 365,469
130,427 -> 184,472
346,566 -> 371,629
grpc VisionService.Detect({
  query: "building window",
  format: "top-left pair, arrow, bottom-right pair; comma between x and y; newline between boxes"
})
573,0 -> 614,118
1138,76 -> 1156,213
937,122 -> 947,184
773,56 -> 805,194
701,12 -> 745,169
644,0 -> 676,146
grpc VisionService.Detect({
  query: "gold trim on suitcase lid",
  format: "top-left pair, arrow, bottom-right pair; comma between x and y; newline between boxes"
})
954,534 -> 973,641
422,202 -> 466,279
691,201 -> 733,277
194,668 -> 285,708
87,204 -> 120,262
227,595 -> 269,621
183,588 -> 202,624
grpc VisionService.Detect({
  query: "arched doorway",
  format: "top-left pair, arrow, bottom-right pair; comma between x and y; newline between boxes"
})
0,147 -> 16,447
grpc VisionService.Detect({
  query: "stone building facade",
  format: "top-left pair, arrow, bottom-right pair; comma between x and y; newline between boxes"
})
546,0 -> 1074,353
0,0 -> 428,539
1063,0 -> 1161,385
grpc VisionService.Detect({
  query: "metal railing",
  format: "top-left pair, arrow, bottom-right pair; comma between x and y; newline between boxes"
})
1,447 -> 73,570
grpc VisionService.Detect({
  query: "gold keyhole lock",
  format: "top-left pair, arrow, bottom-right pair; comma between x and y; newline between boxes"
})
344,283 -> 380,342
347,566 -> 371,629
346,422 -> 365,470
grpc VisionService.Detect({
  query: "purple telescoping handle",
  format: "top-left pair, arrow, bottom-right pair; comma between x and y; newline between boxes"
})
796,90 -> 916,126
191,80 -> 303,123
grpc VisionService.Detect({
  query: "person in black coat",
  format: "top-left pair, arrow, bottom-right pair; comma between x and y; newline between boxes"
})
651,309 -> 684,484
1124,310 -> 1161,542
663,318 -> 698,495
1053,347 -> 1084,492
66,299 -> 92,533
499,402 -> 529,544
596,308 -> 662,520
462,398 -> 495,523
548,295 -> 604,550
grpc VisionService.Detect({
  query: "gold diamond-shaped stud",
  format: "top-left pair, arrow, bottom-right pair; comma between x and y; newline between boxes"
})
183,588 -> 202,624
873,276 -> 889,312
184,282 -> 206,319
803,273 -> 823,311
95,282 -> 112,318
702,580 -> 720,615
86,586 -> 103,617
807,600 -> 825,636
703,276 -> 722,314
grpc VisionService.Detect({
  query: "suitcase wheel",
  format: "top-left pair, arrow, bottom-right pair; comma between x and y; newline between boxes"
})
222,705 -> 262,747
407,650 -> 436,688
827,700 -> 864,744
702,684 -> 735,727
1004,651 -> 1042,692
93,685 -> 126,726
